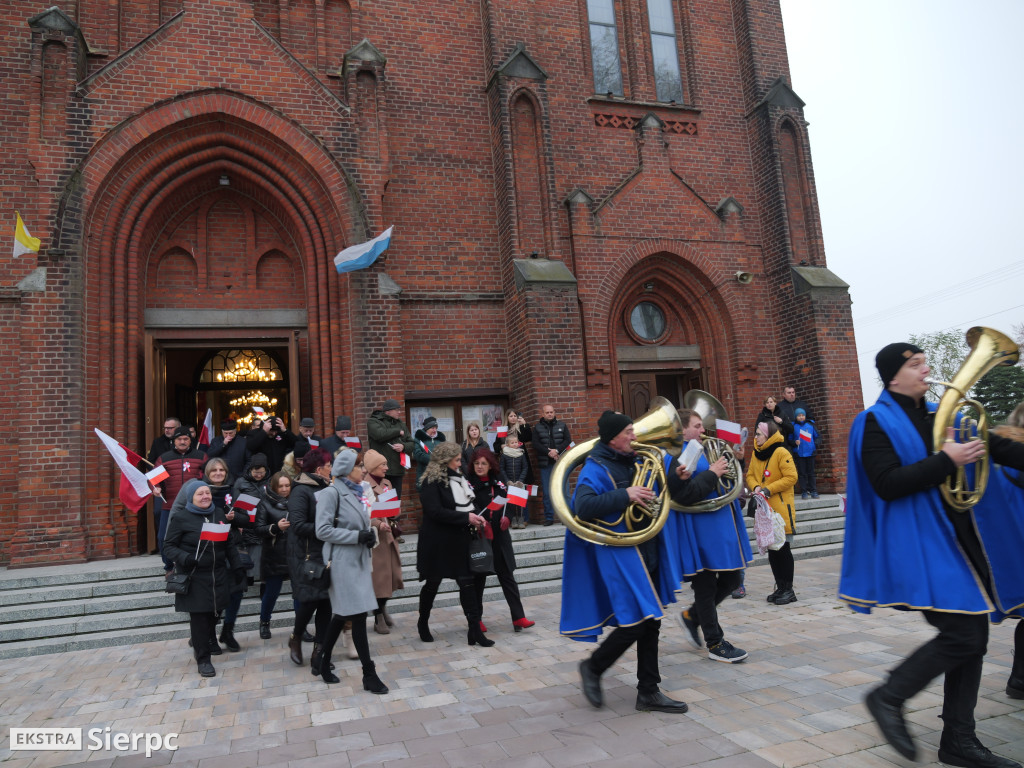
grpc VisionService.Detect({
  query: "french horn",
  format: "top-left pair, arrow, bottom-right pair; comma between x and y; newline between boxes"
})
668,389 -> 745,513
550,397 -> 683,546
928,326 -> 1020,512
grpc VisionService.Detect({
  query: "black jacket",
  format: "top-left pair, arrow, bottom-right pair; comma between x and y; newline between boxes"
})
286,473 -> 332,602
163,506 -> 241,614
246,428 -> 297,474
205,434 -> 250,479
755,407 -> 793,440
533,418 -> 572,468
468,471 -> 516,572
255,488 -> 291,578
417,471 -> 475,580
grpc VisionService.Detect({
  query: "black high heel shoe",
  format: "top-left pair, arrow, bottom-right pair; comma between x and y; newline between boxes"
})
467,624 -> 495,647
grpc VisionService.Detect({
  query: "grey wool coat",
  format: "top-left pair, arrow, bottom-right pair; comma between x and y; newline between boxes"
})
314,482 -> 379,617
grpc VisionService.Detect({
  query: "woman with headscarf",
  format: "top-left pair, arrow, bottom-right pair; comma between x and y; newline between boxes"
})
254,471 -> 292,639
314,449 -> 389,693
287,448 -> 334,671
416,442 -> 493,646
233,453 -> 270,583
746,420 -> 799,605
163,479 -> 243,677
467,447 -> 535,633
363,449 -> 404,634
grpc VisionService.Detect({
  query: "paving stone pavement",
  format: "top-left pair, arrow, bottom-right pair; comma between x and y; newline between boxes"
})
1,554 -> 1020,768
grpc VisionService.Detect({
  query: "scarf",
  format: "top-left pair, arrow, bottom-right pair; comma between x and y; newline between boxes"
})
185,501 -> 213,516
449,472 -> 476,513
502,445 -> 524,458
264,487 -> 289,510
341,477 -> 363,497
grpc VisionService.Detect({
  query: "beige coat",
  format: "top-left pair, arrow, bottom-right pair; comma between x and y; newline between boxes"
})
365,477 -> 404,597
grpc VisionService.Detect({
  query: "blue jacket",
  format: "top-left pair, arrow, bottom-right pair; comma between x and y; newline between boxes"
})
793,421 -> 818,458
839,389 -> 996,615
559,442 -> 681,642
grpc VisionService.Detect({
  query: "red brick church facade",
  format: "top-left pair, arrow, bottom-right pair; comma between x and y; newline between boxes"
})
0,0 -> 860,567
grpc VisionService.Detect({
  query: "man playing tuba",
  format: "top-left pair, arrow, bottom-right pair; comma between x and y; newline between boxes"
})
561,410 -> 688,713
668,409 -> 752,663
841,341 -> 1024,768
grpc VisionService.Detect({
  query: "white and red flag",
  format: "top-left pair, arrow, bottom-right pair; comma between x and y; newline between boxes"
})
232,493 -> 260,520
418,440 -> 430,453
308,438 -> 320,448
507,486 -> 529,508
527,484 -> 539,497
371,489 -> 401,518
252,407 -> 266,418
714,419 -> 742,445
120,443 -> 146,466
496,425 -> 508,438
344,436 -> 362,449
568,441 -> 576,449
399,451 -> 411,469
145,465 -> 169,485
800,429 -> 813,443
486,496 -> 507,511
95,428 -> 152,513
377,488 -> 398,503
197,409 -> 213,448
200,522 -> 231,542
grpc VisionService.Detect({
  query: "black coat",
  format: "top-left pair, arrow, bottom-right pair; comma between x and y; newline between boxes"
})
232,474 -> 266,546
255,489 -> 291,578
205,434 -> 250,479
499,451 -> 529,484
163,506 -> 241,614
468,472 -> 516,572
286,474 -> 332,602
417,471 -> 475,580
209,481 -> 252,593
756,407 -> 793,439
246,429 -> 297,474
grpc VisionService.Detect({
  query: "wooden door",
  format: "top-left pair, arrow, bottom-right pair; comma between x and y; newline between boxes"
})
288,330 -> 300,430
620,372 -> 656,419
143,333 -> 166,553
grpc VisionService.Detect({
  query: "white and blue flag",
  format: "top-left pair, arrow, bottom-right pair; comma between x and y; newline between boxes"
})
334,226 -> 393,273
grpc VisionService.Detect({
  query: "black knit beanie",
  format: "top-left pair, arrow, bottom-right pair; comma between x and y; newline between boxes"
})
876,342 -> 924,387
598,410 -> 632,443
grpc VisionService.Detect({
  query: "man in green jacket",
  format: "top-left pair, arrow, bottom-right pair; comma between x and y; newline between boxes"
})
367,398 -> 415,496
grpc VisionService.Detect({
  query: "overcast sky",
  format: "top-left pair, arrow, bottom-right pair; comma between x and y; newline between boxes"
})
779,1 -> 1024,406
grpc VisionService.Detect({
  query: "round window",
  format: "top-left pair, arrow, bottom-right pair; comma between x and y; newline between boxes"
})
630,302 -> 666,341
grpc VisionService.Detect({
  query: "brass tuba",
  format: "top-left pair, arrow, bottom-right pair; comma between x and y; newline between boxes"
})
550,397 -> 683,546
668,390 -> 746,513
929,326 -> 1020,512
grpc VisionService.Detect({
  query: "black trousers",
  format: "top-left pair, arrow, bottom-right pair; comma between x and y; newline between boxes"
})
293,598 -> 332,642
322,612 -> 374,672
420,574 -> 487,624
689,569 -> 742,647
883,610 -> 989,734
589,617 -> 662,695
476,545 -> 525,622
189,612 -> 217,664
795,456 -> 817,494
767,541 -> 794,587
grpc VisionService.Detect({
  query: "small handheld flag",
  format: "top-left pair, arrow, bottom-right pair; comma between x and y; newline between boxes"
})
344,436 -> 362,449
486,496 -> 507,511
527,484 -> 539,497
308,438 -> 320,448
13,212 -> 41,258
496,425 -> 508,438
419,439 -> 430,453
371,499 -> 401,518
507,486 -> 529,508
334,226 -> 393,274
145,465 -> 169,485
197,408 -> 213,449
399,452 -> 411,469
232,494 -> 259,520
800,429 -> 813,443
377,488 -> 398,503
714,419 -> 742,445
200,522 -> 231,542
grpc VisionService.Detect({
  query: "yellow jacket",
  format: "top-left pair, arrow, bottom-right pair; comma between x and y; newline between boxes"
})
746,431 -> 799,534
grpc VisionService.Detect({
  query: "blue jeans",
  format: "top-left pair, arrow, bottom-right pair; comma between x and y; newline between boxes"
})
540,465 -> 555,522
224,590 -> 243,625
260,575 -> 284,622
157,507 -> 172,571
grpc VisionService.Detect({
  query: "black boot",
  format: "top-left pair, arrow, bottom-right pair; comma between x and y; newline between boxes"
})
418,584 -> 437,642
865,685 -> 916,761
938,730 -> 1021,768
259,621 -> 271,639
467,622 -> 495,647
310,642 -> 322,675
208,628 -> 223,656
288,634 -> 303,666
766,583 -> 781,603
772,582 -> 797,605
458,579 -> 492,646
219,622 -> 240,652
319,617 -> 344,684
362,661 -> 389,695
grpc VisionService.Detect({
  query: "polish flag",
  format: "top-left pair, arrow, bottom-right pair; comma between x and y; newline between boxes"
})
200,522 -> 231,542
253,407 -> 266,418
377,488 -> 398,503
120,443 -> 146,467
231,493 -> 259,520
419,440 -> 430,453
197,409 -> 213,449
507,486 -> 529,507
486,496 -> 507,511
496,425 -> 508,438
145,465 -> 169,485
715,419 -> 742,445
527,484 -> 539,496
800,429 -> 813,443
371,490 -> 401,517
95,428 -> 153,513
344,436 -> 362,449
308,438 -> 320,448
568,442 -> 576,449
399,452 -> 411,469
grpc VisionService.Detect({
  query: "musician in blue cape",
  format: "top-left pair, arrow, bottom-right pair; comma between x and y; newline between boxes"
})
560,410 -> 688,714
666,408 -> 752,663
841,342 -> 1024,768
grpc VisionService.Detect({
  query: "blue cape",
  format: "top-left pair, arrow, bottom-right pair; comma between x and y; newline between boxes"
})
559,453 -> 681,642
672,453 -> 752,577
971,465 -> 1024,621
839,389 -> 992,615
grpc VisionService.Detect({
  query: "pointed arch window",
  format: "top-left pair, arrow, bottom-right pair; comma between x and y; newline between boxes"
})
587,0 -> 624,96
647,0 -> 684,102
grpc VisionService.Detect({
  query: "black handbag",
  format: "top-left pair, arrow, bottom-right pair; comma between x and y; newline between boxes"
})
468,531 -> 494,574
164,571 -> 191,595
236,548 -> 255,571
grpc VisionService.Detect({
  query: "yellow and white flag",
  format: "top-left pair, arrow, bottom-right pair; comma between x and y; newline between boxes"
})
13,212 -> 40,258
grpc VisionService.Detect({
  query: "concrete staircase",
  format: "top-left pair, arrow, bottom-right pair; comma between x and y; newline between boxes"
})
0,494 -> 845,659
